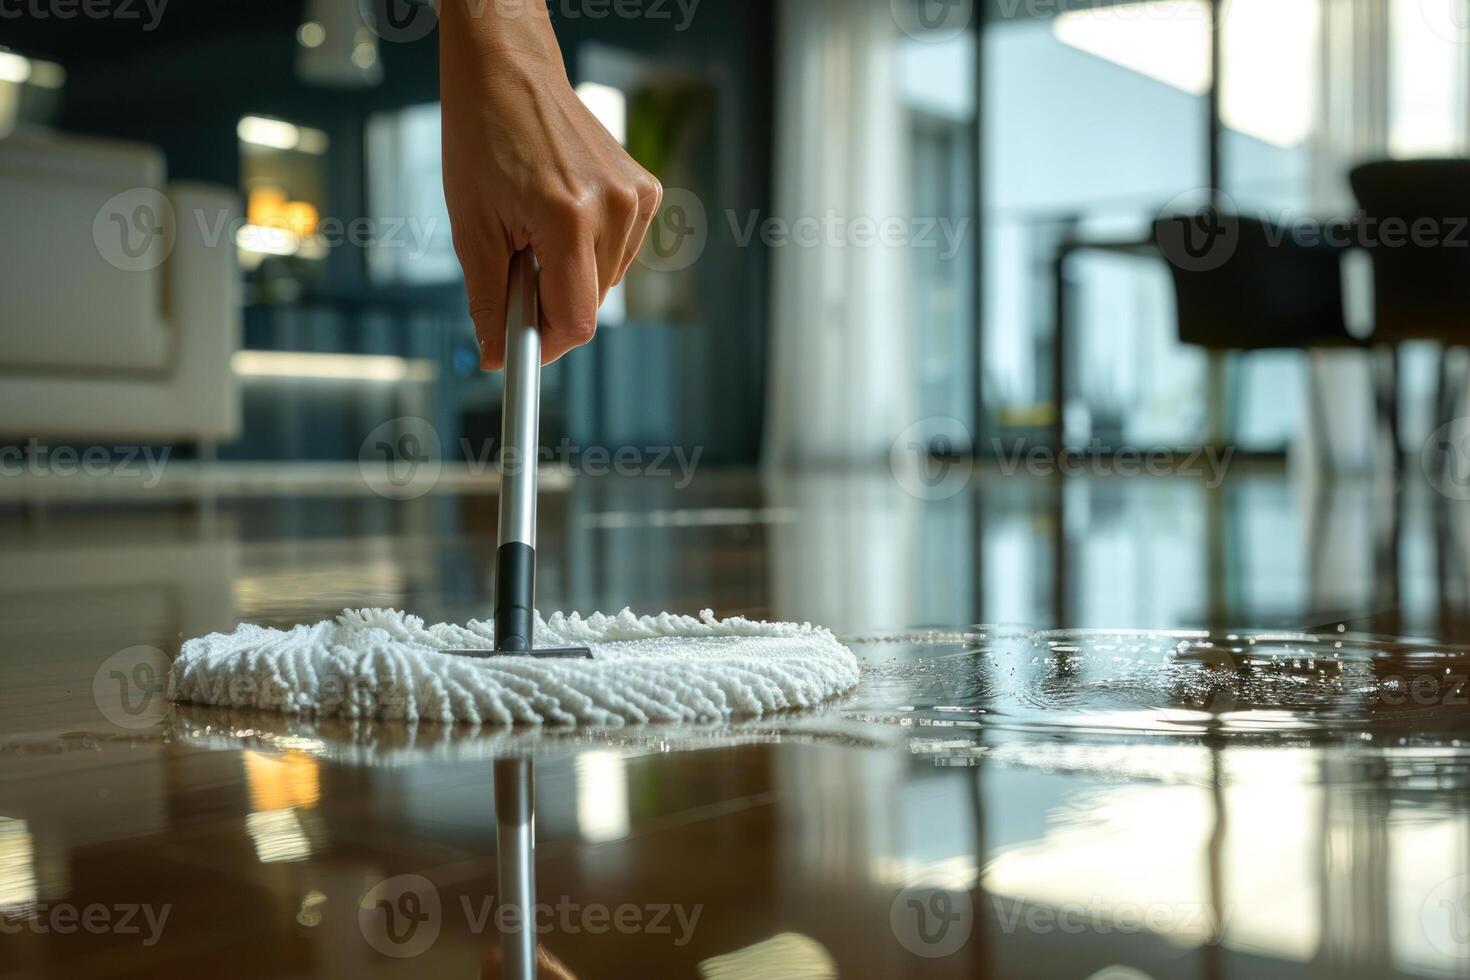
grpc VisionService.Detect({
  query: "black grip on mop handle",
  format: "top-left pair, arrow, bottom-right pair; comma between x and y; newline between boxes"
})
494,541 -> 536,653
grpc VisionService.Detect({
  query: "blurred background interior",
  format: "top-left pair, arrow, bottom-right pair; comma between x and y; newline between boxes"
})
3,0 -> 1470,636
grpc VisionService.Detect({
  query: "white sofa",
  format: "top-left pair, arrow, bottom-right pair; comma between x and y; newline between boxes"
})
0,128 -> 241,443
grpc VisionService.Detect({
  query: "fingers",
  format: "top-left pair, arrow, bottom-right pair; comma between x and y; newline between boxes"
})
616,172 -> 662,285
461,233 -> 512,370
531,168 -> 658,365
595,188 -> 632,298
596,170 -> 654,292
534,219 -> 601,365
461,161 -> 661,370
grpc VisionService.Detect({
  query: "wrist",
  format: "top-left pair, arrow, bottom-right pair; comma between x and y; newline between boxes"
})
440,0 -> 564,73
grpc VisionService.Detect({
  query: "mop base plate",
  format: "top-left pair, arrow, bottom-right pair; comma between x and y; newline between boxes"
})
452,647 -> 593,660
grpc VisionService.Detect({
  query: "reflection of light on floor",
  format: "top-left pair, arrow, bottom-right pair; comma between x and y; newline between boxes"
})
575,751 -> 630,843
984,783 -> 1217,948
296,889 -> 328,927
985,753 -> 1325,959
1389,808 -> 1470,974
1218,760 -> 1317,961
584,508 -> 798,530
244,750 -> 321,812
698,932 -> 836,980
246,809 -> 316,863
872,777 -> 980,891
243,749 -> 323,863
981,742 -> 1212,785
0,817 -> 38,911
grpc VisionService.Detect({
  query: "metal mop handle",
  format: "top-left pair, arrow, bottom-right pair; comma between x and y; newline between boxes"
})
495,249 -> 542,653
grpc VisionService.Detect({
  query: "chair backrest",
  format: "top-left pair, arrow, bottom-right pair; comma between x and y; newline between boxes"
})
1153,213 -> 1352,351
1349,158 -> 1470,344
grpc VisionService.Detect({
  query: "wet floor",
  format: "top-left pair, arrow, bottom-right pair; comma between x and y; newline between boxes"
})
2,468 -> 1469,977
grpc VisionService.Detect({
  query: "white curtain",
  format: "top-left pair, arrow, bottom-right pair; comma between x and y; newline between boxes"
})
763,0 -> 913,466
1300,0 -> 1470,474
1311,0 -> 1390,214
1295,0 -> 1392,475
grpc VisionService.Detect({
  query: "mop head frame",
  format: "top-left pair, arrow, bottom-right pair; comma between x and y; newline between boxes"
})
168,608 -> 860,727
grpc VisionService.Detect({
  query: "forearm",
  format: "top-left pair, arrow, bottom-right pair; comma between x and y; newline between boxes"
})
439,0 -> 564,75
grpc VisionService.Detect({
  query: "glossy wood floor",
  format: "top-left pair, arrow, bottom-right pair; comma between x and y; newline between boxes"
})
3,467 -> 1470,978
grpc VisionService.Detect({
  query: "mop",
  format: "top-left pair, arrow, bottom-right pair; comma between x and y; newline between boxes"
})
168,251 -> 859,727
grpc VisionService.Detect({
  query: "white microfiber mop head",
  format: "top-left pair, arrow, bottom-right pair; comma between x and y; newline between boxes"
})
167,608 -> 859,727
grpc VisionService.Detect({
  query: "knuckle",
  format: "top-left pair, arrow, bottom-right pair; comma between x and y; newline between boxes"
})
544,186 -> 597,229
566,317 -> 597,345
637,172 -> 663,208
606,181 -> 640,217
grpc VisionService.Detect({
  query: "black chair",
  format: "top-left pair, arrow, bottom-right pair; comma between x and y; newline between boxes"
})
1153,213 -> 1362,625
1153,213 -> 1363,467
1350,159 -> 1470,342
1350,159 -> 1470,461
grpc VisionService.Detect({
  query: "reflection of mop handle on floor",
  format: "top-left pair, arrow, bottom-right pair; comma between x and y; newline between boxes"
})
465,249 -> 592,660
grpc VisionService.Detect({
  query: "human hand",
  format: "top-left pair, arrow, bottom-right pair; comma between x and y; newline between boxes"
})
440,0 -> 662,368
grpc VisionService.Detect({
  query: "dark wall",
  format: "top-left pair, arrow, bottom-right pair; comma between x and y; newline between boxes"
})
2,0 -> 774,464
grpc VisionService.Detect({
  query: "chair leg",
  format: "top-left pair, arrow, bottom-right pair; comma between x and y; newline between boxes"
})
1206,351 -> 1230,452
1373,345 -> 1402,472
1435,347 -> 1451,480
1306,351 -> 1335,473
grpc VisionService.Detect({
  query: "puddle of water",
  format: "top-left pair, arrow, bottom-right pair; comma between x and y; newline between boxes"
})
842,626 -> 1470,744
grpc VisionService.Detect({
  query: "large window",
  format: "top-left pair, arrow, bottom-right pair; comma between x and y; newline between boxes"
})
983,1 -> 1211,449
364,103 -> 459,286
981,0 -> 1469,454
900,30 -> 976,430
